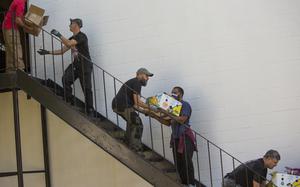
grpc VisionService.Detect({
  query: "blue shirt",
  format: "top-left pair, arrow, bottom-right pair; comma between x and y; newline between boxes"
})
171,100 -> 192,139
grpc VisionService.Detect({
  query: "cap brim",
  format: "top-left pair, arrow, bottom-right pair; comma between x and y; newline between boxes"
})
147,73 -> 154,77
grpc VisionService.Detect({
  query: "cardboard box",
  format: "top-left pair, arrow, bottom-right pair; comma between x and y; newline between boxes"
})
24,4 -> 48,36
271,173 -> 300,187
147,93 -> 182,117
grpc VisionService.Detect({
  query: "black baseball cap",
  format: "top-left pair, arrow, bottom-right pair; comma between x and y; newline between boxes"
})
70,18 -> 83,28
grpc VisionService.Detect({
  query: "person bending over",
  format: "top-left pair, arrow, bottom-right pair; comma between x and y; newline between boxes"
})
224,150 -> 280,187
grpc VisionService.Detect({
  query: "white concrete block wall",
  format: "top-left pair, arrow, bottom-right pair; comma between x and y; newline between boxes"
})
29,0 -> 300,185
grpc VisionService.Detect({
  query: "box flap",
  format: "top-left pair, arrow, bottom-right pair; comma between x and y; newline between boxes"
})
42,16 -> 49,26
28,4 -> 45,16
25,4 -> 45,26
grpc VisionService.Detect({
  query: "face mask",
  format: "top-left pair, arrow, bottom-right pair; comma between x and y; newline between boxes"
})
140,79 -> 148,86
171,93 -> 179,100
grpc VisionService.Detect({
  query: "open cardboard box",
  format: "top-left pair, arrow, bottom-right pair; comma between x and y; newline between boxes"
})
270,173 -> 300,187
24,4 -> 49,36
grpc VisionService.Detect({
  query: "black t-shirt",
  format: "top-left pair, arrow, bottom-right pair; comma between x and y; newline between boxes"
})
112,78 -> 142,110
69,31 -> 91,61
226,158 -> 267,187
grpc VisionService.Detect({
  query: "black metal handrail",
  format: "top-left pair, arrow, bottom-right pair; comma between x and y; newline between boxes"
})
1,9 -> 277,187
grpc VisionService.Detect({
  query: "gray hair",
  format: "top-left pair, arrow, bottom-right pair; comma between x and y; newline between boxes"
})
264,150 -> 281,160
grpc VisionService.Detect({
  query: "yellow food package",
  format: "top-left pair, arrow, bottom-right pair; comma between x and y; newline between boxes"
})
146,93 -> 182,116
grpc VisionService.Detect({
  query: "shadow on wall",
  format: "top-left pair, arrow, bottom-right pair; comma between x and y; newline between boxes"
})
168,67 -> 214,136
187,88 -> 214,135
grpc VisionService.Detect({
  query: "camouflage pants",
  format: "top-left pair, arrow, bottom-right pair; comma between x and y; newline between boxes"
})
3,29 -> 25,72
113,107 -> 144,150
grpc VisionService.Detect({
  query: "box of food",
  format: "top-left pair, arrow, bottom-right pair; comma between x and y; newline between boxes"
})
24,4 -> 48,36
270,173 -> 300,187
147,93 -> 182,116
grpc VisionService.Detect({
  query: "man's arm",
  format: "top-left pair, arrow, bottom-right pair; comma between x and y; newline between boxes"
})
253,180 -> 266,187
172,115 -> 189,125
253,180 -> 260,187
15,17 -> 33,31
60,36 -> 78,48
50,29 -> 78,48
50,45 -> 70,55
133,93 -> 150,111
37,45 -> 70,56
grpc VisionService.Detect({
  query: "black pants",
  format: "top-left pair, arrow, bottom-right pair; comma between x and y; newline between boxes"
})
172,136 -> 195,185
62,60 -> 93,111
0,49 -> 5,73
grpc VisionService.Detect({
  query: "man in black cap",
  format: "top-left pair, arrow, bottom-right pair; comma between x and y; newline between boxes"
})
37,18 -> 94,114
112,68 -> 154,151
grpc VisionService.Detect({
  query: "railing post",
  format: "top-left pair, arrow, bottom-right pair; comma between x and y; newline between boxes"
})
113,78 -> 119,125
23,30 -> 29,73
232,158 -> 236,185
246,167 -> 249,187
51,35 -> 57,95
42,30 -> 47,85
33,36 -> 37,77
12,89 -> 24,187
158,107 -> 166,158
183,134 -> 190,185
60,42 -> 66,101
172,136 -> 180,181
92,65 -> 98,118
80,55 -> 87,114
40,105 -> 51,187
148,117 -> 154,149
207,140 -> 213,187
102,70 -> 108,118
195,133 -> 201,183
220,150 -> 224,187
160,119 -> 166,158
71,55 -> 76,107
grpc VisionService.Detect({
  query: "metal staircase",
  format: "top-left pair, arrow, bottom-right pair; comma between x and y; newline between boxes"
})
7,70 -> 185,187
0,10 -> 275,186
